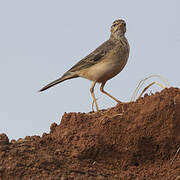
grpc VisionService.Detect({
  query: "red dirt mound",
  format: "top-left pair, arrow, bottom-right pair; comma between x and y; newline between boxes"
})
0,87 -> 180,179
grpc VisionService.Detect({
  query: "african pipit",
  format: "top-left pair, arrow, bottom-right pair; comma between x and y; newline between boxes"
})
39,19 -> 130,111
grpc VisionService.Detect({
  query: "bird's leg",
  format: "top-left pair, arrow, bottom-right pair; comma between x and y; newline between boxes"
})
100,82 -> 124,113
90,81 -> 99,111
100,82 -> 120,103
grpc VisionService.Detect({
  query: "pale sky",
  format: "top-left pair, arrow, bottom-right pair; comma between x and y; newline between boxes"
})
0,0 -> 179,140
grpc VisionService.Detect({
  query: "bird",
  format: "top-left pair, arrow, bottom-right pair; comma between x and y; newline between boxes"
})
39,19 -> 130,111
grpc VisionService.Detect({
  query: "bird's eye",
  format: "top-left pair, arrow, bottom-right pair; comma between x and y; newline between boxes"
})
124,23 -> 126,27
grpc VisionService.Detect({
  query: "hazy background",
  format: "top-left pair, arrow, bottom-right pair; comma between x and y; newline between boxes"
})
0,0 -> 179,140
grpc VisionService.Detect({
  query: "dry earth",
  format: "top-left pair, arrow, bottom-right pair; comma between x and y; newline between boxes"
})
0,87 -> 180,179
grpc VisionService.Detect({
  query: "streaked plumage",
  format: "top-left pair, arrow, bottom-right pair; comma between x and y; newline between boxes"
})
39,19 -> 130,111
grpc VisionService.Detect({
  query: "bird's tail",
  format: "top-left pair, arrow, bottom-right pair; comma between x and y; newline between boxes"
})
39,73 -> 78,92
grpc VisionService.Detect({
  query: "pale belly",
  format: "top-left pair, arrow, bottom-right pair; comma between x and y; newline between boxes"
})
78,58 -> 128,83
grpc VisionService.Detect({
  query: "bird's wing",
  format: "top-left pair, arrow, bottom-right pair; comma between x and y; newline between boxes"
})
66,39 -> 115,73
39,40 -> 115,91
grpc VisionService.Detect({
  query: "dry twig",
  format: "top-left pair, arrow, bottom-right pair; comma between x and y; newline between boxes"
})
171,147 -> 180,165
131,75 -> 170,101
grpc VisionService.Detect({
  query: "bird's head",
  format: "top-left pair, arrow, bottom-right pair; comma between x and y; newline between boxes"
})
110,19 -> 126,40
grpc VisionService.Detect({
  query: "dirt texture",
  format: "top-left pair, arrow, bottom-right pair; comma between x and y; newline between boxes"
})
0,87 -> 180,180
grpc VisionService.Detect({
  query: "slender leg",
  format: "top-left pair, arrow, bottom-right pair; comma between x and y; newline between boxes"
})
100,82 -> 124,113
100,82 -> 121,103
90,81 -> 99,111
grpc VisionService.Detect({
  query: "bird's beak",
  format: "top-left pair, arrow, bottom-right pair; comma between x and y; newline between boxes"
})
119,23 -> 126,33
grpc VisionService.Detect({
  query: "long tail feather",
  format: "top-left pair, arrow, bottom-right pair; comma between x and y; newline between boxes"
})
39,74 -> 78,92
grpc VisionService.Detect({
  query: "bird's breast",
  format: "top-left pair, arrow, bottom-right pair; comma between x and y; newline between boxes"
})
78,40 -> 130,83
